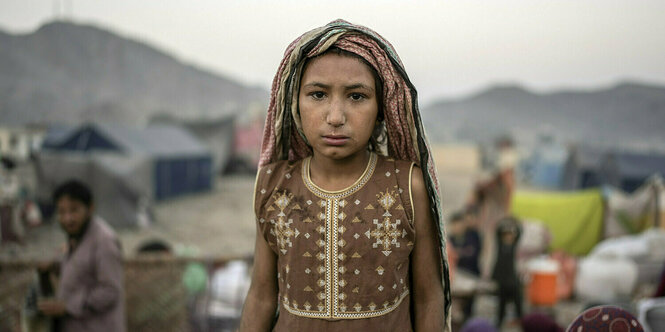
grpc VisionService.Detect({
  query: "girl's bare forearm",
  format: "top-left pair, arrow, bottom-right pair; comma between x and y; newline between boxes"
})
238,289 -> 277,332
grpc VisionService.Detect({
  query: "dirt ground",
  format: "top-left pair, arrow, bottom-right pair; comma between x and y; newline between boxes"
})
0,175 -> 258,260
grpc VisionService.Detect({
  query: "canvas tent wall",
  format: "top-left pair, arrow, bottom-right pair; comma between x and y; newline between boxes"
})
42,123 -> 213,202
151,116 -> 235,174
602,152 -> 665,193
35,152 -> 152,228
562,146 -> 606,190
605,176 -> 665,238
523,142 -> 569,189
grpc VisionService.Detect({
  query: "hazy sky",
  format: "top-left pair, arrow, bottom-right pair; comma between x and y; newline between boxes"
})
2,0 -> 665,104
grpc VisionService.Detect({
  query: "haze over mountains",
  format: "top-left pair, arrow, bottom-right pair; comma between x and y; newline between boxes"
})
422,82 -> 665,150
1,20 -> 664,152
0,21 -> 268,125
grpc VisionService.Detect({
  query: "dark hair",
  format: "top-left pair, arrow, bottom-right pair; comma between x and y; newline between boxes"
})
449,211 -> 466,224
53,179 -> 93,207
0,156 -> 16,170
300,47 -> 387,152
138,239 -> 172,254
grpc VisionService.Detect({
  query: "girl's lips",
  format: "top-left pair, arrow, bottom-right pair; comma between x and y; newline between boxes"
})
322,135 -> 349,146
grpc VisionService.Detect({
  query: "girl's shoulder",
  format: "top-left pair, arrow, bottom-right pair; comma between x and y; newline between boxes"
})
376,154 -> 417,170
253,158 -> 304,213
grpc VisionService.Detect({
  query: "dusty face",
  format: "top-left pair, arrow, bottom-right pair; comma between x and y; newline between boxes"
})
56,195 -> 93,236
298,53 -> 379,162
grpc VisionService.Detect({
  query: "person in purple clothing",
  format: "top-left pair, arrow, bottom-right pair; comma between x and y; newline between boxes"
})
38,180 -> 125,332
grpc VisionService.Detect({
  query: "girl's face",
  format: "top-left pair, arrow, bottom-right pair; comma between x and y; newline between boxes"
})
298,53 -> 379,162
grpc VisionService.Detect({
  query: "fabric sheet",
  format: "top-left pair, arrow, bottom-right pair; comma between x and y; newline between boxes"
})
511,189 -> 604,255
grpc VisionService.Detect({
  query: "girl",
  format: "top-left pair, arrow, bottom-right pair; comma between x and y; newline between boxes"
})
239,20 -> 451,331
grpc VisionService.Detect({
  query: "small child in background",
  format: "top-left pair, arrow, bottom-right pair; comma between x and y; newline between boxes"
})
491,215 -> 523,327
449,208 -> 482,322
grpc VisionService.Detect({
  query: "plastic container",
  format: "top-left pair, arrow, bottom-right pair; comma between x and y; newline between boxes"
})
527,257 -> 559,306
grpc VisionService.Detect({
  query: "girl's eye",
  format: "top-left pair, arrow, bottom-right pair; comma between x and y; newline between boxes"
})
350,93 -> 365,101
311,91 -> 326,100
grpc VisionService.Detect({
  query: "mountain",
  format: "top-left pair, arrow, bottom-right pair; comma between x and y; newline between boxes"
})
422,82 -> 665,150
0,21 -> 268,125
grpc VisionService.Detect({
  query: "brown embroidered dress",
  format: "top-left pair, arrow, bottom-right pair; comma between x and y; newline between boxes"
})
255,153 -> 417,330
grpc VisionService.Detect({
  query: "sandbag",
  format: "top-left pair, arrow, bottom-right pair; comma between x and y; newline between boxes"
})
575,256 -> 638,302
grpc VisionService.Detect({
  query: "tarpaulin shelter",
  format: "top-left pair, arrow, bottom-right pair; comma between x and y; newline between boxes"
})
602,152 -> 665,193
604,176 -> 665,238
523,141 -> 568,189
562,145 -> 606,190
511,189 -> 604,255
37,123 -> 213,227
35,152 -> 152,228
151,116 -> 235,174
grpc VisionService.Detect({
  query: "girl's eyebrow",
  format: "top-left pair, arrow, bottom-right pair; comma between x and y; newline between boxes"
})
302,82 -> 374,92
303,82 -> 329,89
345,83 -> 374,92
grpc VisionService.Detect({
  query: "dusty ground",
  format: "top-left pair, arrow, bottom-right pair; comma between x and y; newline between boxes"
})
1,175 -> 258,260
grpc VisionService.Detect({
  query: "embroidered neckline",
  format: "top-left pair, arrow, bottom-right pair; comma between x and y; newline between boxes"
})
302,153 -> 377,199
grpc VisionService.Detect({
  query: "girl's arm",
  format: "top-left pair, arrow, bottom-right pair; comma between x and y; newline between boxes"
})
238,224 -> 278,332
410,166 -> 446,331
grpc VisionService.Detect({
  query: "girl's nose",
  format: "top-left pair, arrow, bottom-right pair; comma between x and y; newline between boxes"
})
326,99 -> 345,126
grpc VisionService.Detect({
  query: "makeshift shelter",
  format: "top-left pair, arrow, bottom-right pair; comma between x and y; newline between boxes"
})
40,125 -> 76,150
604,176 -> 665,238
523,141 -> 569,189
562,146 -> 606,190
35,152 -> 152,228
151,116 -> 235,174
602,152 -> 665,193
38,123 -> 213,227
511,189 -> 604,255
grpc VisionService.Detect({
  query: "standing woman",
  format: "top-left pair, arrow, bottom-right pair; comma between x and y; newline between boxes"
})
239,20 -> 451,331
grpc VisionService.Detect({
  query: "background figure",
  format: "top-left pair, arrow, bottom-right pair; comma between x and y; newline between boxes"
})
520,312 -> 563,332
459,317 -> 498,332
568,305 -> 644,332
38,180 -> 125,332
492,215 -> 523,327
449,208 -> 481,322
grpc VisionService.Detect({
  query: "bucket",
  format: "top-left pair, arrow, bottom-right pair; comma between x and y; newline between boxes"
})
527,258 -> 559,306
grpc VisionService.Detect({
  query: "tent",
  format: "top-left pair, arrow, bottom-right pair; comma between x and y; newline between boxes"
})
523,140 -> 569,189
35,152 -> 152,228
605,176 -> 665,238
602,152 -> 665,193
511,189 -> 604,255
38,123 -> 214,227
42,122 -> 213,202
151,116 -> 235,174
561,145 -> 606,190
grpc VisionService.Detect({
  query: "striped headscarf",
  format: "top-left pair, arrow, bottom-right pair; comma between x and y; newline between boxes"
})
259,19 -> 451,330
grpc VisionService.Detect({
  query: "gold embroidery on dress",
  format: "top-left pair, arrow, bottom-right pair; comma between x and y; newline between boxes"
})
280,154 -> 412,319
370,189 -> 404,257
270,191 -> 295,255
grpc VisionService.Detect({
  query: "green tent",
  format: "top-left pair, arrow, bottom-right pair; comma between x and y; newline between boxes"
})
511,189 -> 604,255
